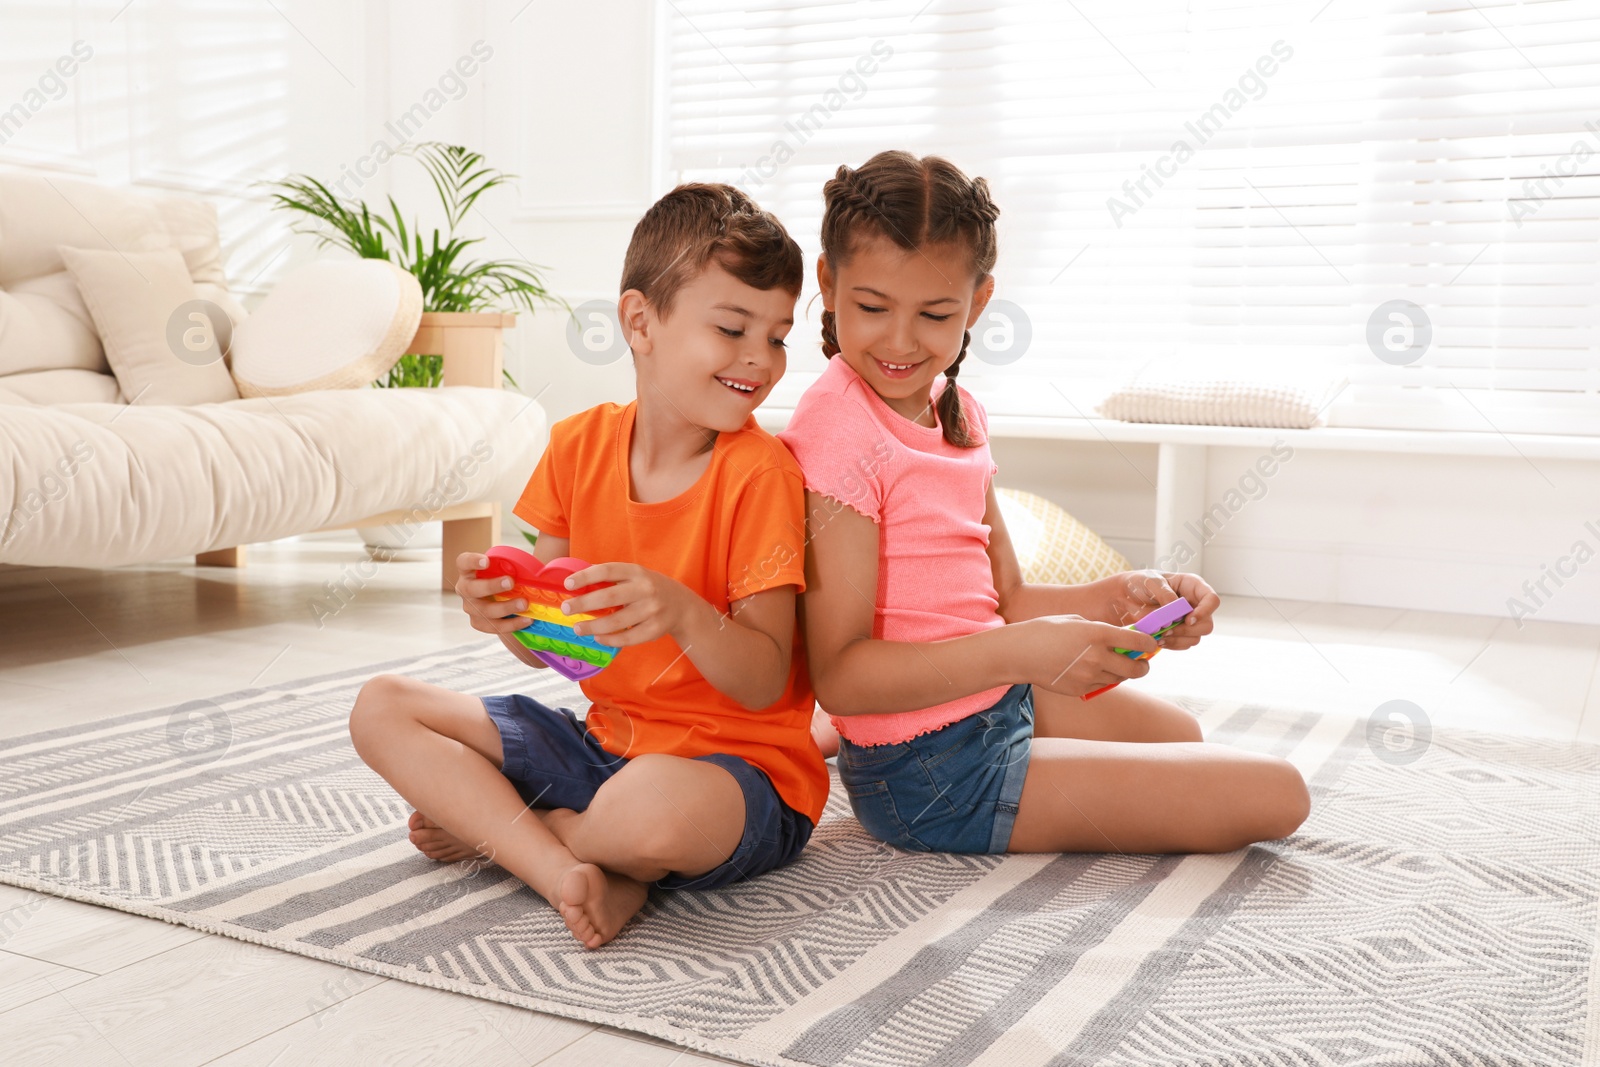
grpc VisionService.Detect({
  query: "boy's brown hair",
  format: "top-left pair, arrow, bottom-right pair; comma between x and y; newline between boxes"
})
819,150 -> 1000,449
621,183 -> 803,316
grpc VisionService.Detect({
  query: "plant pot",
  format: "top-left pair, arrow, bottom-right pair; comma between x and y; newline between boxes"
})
401,311 -> 516,388
357,522 -> 442,557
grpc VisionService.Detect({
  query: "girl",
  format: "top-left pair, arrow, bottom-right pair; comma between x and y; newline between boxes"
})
778,150 -> 1310,856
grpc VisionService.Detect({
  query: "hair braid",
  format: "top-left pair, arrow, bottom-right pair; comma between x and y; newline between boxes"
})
933,329 -> 972,441
820,307 -> 840,358
961,177 -> 1002,227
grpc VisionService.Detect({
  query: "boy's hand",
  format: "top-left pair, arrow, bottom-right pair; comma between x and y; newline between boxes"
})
1012,614 -> 1157,698
1152,572 -> 1219,650
559,563 -> 701,647
453,551 -> 534,636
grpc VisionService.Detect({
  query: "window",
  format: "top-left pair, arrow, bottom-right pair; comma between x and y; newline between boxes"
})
661,0 -> 1600,434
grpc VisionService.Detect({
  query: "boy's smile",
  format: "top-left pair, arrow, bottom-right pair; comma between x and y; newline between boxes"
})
714,374 -> 762,395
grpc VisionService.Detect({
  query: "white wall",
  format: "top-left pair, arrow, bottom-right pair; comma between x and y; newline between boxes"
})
0,0 -> 372,293
4,0 -> 1596,624
993,435 -> 1600,626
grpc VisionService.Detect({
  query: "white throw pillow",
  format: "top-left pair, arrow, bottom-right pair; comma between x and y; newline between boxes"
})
230,259 -> 423,398
1097,363 -> 1347,429
58,245 -> 241,406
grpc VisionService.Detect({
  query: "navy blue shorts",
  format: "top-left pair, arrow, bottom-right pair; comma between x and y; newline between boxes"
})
479,693 -> 813,890
836,683 -> 1034,854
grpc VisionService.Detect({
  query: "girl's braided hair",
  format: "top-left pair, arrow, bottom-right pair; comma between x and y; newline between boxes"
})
819,150 -> 1000,448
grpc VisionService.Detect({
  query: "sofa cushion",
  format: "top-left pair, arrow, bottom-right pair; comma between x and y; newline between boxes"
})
59,245 -> 240,405
0,172 -> 246,385
0,173 -> 169,381
0,272 -> 106,378
0,368 -> 121,405
151,194 -> 229,290
230,259 -> 423,397
0,173 -> 169,288
149,193 -> 248,362
0,386 -> 547,567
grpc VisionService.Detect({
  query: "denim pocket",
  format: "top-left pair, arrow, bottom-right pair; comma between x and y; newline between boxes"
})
838,737 -> 910,770
914,729 -> 974,773
844,779 -> 928,852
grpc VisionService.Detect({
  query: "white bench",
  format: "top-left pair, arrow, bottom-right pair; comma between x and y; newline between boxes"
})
759,407 -> 1600,574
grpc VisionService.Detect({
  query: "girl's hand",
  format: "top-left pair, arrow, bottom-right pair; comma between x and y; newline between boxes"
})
1102,568 -> 1181,626
1100,569 -> 1219,651
1153,572 -> 1219,650
1012,614 -> 1158,698
558,563 -> 701,648
453,552 -> 535,636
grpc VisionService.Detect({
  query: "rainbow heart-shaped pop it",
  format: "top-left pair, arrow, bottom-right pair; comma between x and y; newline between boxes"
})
476,545 -> 617,681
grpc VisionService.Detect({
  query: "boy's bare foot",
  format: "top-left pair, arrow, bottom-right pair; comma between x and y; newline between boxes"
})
407,810 -> 491,864
556,862 -> 648,949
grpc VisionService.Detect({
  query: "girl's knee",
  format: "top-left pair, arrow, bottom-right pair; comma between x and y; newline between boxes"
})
1196,759 -> 1309,852
1265,761 -> 1312,838
1167,708 -> 1204,743
1232,759 -> 1310,845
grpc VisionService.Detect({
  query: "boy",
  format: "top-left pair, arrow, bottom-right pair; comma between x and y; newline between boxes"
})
349,184 -> 826,950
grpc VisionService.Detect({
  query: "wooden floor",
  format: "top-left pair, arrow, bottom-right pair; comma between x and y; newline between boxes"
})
2,533 -> 1598,1066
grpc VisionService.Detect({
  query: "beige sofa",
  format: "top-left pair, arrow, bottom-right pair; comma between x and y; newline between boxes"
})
0,173 -> 546,588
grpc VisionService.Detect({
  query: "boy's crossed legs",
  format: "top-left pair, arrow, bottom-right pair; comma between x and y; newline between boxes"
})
349,674 -> 746,948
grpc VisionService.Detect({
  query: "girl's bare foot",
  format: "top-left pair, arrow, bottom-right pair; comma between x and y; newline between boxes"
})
407,810 -> 490,864
811,708 -> 841,759
556,862 -> 648,949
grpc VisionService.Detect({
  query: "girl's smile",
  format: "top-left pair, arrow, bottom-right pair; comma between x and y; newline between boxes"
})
871,357 -> 926,380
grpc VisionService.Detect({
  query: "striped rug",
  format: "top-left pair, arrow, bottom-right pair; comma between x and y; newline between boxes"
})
1,641 -> 1597,1066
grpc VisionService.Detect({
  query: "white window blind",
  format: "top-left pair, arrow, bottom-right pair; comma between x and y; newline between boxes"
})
660,0 -> 1600,435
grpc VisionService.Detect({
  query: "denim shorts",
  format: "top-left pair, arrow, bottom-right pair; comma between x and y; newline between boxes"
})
479,693 -> 812,890
835,683 -> 1034,854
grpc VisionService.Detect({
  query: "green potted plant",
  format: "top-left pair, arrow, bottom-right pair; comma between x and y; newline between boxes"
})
264,142 -> 563,553
264,141 -> 565,388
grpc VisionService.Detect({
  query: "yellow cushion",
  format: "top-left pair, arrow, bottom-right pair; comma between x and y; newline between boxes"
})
995,487 -> 1130,585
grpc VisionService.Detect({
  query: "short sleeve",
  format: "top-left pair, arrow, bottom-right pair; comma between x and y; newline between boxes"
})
512,424 -> 570,538
726,466 -> 807,602
777,393 -> 893,524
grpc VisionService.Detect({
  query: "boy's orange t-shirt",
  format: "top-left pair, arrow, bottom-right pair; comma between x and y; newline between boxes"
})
513,401 -> 827,824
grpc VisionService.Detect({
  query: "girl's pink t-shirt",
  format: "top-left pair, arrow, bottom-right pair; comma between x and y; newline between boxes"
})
777,355 -> 1011,745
